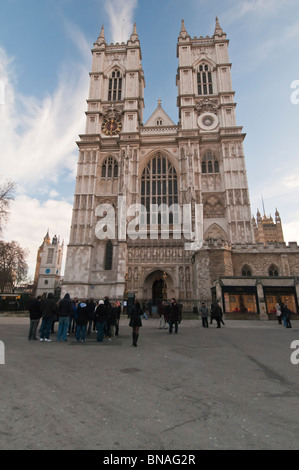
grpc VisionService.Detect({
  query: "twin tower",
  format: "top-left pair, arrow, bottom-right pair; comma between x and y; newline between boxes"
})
62,19 -> 255,307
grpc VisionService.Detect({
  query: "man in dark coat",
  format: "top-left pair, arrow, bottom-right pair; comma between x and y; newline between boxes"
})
95,300 -> 108,342
168,298 -> 181,334
75,300 -> 89,342
57,293 -> 72,341
28,296 -> 42,340
212,302 -> 223,328
39,293 -> 58,342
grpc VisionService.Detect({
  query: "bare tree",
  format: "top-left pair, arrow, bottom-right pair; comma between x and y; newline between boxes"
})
0,240 -> 28,292
0,177 -> 16,235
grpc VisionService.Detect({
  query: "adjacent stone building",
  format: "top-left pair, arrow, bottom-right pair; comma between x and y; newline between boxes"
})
62,19 -> 299,318
34,231 -> 64,299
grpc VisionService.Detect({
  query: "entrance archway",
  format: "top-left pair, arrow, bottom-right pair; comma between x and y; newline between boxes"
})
152,278 -> 167,306
142,269 -> 174,307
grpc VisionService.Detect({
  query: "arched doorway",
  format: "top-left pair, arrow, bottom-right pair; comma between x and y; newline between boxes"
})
152,278 -> 167,306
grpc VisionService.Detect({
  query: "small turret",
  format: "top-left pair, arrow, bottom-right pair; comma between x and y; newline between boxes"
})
214,17 -> 225,37
130,23 -> 139,42
96,25 -> 105,45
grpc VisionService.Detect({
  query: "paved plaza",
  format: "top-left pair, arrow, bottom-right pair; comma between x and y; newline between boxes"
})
0,315 -> 298,450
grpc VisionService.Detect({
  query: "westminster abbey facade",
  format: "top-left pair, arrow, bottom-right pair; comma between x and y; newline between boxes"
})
62,19 -> 299,319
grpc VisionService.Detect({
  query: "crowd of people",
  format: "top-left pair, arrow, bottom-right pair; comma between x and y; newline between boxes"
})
27,293 -> 294,346
28,293 -> 121,343
28,294 -> 184,347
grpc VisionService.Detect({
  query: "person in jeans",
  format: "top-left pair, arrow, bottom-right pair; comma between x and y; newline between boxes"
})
28,296 -> 42,340
168,298 -> 181,334
94,300 -> 108,342
75,300 -> 89,342
57,293 -> 72,341
40,293 -> 58,342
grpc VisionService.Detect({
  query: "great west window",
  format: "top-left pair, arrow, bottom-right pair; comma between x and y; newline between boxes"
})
141,155 -> 178,226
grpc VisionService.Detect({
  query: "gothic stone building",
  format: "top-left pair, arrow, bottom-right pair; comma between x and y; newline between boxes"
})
34,231 -> 64,299
62,19 -> 299,319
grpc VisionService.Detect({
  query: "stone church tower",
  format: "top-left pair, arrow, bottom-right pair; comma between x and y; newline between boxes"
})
34,231 -> 64,299
62,19 -> 255,307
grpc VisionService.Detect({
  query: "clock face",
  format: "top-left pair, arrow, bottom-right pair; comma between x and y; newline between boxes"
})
202,116 -> 214,127
198,112 -> 219,131
101,119 -> 122,136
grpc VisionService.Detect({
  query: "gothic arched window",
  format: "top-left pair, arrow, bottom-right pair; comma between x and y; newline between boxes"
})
105,241 -> 113,270
101,157 -> 118,178
108,69 -> 122,101
141,155 -> 178,225
202,151 -> 219,174
269,265 -> 279,277
197,63 -> 213,95
241,265 -> 252,277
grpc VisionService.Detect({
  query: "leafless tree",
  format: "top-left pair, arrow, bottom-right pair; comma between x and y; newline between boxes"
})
0,240 -> 28,292
0,177 -> 16,235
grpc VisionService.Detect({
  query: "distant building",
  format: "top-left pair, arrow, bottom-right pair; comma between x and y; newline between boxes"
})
33,231 -> 64,299
252,209 -> 284,244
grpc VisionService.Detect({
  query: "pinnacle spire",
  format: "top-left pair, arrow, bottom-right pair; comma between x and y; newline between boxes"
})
97,25 -> 105,45
214,17 -> 225,37
179,19 -> 189,40
130,22 -> 139,41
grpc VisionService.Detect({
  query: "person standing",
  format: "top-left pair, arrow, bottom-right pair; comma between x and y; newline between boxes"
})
129,299 -> 142,347
212,302 -> 223,328
109,301 -> 118,339
75,300 -> 89,342
275,302 -> 282,325
86,298 -> 96,335
95,300 -> 108,342
158,302 -> 166,329
40,293 -> 58,342
168,298 -> 181,334
115,301 -> 121,336
28,296 -> 42,340
68,297 -> 78,334
57,293 -> 72,341
281,303 -> 292,328
199,302 -> 209,328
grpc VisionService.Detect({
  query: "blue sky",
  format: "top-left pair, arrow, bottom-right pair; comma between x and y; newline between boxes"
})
1,0 -> 299,278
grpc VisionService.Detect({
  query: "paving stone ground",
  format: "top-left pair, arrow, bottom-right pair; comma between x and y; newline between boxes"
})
0,316 -> 298,450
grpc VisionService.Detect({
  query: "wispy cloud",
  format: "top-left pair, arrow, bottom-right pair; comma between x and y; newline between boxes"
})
0,49 -> 89,194
105,0 -> 138,43
223,0 -> 296,23
0,23 -> 91,276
